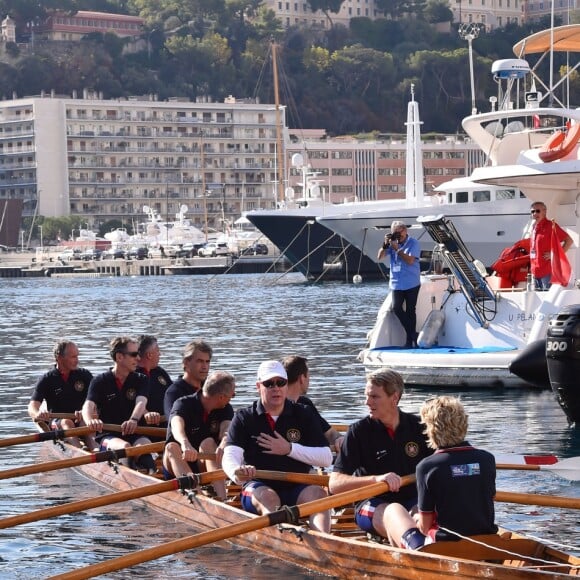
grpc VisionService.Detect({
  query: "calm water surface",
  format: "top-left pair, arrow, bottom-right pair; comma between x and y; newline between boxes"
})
0,273 -> 578,578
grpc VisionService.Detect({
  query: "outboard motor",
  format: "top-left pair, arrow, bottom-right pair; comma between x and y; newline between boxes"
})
508,339 -> 549,389
546,305 -> 580,425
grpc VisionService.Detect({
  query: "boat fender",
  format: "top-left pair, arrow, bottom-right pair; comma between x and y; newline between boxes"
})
417,309 -> 445,349
353,274 -> 363,284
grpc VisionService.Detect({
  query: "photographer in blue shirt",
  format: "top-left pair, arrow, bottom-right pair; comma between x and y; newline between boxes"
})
377,221 -> 421,348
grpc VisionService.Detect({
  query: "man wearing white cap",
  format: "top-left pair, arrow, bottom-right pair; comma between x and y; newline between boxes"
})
223,360 -> 333,532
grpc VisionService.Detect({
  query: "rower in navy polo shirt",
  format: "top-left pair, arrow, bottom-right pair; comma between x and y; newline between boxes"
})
163,339 -> 212,419
223,360 -> 333,533
28,340 -> 94,449
82,336 -> 155,473
329,369 -> 431,540
136,334 -> 172,429
163,370 -> 235,500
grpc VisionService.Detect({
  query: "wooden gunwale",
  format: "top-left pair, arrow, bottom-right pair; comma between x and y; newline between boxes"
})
38,426 -> 580,579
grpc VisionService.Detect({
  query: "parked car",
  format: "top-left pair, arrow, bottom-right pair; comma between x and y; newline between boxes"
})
126,246 -> 148,260
57,248 -> 81,262
198,242 -> 230,257
241,243 -> 269,256
78,248 -> 102,261
101,248 -> 126,260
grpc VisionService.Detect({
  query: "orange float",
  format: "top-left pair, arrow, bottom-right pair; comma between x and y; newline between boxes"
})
539,123 -> 580,162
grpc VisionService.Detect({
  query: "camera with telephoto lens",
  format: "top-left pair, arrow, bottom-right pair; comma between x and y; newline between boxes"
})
383,231 -> 401,249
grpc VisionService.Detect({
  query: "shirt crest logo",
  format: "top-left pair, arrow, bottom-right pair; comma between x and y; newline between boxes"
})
158,376 -> 168,386
74,381 -> 85,392
405,441 -> 420,458
286,428 -> 301,443
126,388 -> 137,401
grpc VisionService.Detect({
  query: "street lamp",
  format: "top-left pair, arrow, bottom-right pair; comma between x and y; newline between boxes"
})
459,23 -> 484,115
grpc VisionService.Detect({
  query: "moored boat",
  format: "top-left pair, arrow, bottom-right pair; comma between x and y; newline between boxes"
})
37,423 -> 580,578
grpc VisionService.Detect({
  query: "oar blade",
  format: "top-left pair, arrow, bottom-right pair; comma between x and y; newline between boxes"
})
545,456 -> 580,482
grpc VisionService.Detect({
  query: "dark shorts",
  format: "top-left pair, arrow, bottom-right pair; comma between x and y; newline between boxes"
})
355,496 -> 418,534
98,433 -> 143,449
241,481 -> 309,514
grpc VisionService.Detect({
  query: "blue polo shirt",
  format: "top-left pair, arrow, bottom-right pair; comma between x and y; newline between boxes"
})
387,236 -> 421,291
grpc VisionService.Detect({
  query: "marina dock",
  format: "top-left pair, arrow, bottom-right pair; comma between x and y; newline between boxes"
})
0,253 -> 292,278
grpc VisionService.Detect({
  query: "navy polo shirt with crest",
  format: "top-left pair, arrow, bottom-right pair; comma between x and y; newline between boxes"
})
166,391 -> 233,448
31,367 -> 93,413
87,369 -> 149,425
334,411 -> 431,504
137,365 -> 172,421
226,398 -> 328,486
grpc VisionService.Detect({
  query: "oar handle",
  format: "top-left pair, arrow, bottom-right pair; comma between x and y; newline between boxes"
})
101,424 -> 166,438
254,470 -> 329,486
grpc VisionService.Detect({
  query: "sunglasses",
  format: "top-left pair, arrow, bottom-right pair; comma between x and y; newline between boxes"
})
122,351 -> 140,358
261,378 -> 288,389
531,209 -> 542,214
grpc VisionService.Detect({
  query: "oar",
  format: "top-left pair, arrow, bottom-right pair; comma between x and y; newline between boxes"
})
0,442 -> 165,480
101,423 -> 166,438
252,471 -> 580,510
47,413 -> 169,425
49,476 -> 415,580
496,457 -> 580,482
495,491 -> 580,510
0,426 -> 96,448
0,469 -> 224,530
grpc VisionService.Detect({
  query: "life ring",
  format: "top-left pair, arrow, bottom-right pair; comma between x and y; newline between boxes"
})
539,123 -> 580,162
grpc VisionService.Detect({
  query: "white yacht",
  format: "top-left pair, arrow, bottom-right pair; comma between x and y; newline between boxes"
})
358,25 -> 580,396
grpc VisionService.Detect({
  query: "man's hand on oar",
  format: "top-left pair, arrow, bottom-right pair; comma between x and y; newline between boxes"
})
48,475 -> 416,580
0,468 -> 224,530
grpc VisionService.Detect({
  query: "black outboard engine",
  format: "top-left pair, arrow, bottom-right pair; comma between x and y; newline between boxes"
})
546,305 -> 580,425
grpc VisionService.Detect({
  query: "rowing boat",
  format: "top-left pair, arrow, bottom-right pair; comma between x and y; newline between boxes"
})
38,423 -> 580,578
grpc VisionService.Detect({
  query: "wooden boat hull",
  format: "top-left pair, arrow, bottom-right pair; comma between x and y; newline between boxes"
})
42,437 -> 580,579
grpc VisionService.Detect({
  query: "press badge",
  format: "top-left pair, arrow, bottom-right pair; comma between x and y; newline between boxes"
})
392,264 -> 401,273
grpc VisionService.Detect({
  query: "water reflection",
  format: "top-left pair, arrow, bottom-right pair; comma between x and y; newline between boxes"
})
0,275 -> 578,577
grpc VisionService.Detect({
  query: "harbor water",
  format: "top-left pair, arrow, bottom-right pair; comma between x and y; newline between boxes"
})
0,273 -> 578,578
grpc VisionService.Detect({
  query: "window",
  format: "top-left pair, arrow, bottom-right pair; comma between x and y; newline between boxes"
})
473,190 -> 491,202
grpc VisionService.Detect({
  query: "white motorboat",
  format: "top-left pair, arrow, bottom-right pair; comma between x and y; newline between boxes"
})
358,25 -> 580,389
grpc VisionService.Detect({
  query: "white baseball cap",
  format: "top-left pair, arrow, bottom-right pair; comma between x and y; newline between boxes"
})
257,360 -> 288,382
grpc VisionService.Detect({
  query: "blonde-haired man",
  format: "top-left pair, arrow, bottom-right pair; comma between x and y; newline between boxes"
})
383,396 -> 497,550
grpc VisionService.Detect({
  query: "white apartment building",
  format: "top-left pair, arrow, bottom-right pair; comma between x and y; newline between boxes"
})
0,92 -> 286,232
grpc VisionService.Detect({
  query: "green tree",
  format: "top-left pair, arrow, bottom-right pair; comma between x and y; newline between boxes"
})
423,0 -> 453,23
305,0 -> 344,28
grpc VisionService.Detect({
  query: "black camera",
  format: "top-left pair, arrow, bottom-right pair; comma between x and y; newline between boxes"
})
383,231 -> 401,249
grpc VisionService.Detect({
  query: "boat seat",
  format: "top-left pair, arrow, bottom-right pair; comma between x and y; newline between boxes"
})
419,533 -> 542,562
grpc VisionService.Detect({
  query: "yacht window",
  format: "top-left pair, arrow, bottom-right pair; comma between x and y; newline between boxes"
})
495,188 -> 516,200
473,190 -> 491,202
456,191 -> 469,203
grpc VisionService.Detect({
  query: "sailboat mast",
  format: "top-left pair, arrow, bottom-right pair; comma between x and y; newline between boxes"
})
272,43 -> 285,206
404,84 -> 424,206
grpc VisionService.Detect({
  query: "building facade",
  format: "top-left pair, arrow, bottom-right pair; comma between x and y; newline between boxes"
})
286,132 -> 486,203
0,93 -> 285,233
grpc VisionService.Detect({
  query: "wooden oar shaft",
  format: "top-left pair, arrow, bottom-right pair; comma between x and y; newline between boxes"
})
0,442 -> 165,481
48,413 -> 169,425
0,426 -> 94,448
0,470 -> 225,530
497,463 -> 541,473
50,476 -> 413,580
101,424 -> 166,438
495,490 -> 580,509
254,469 -> 329,486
